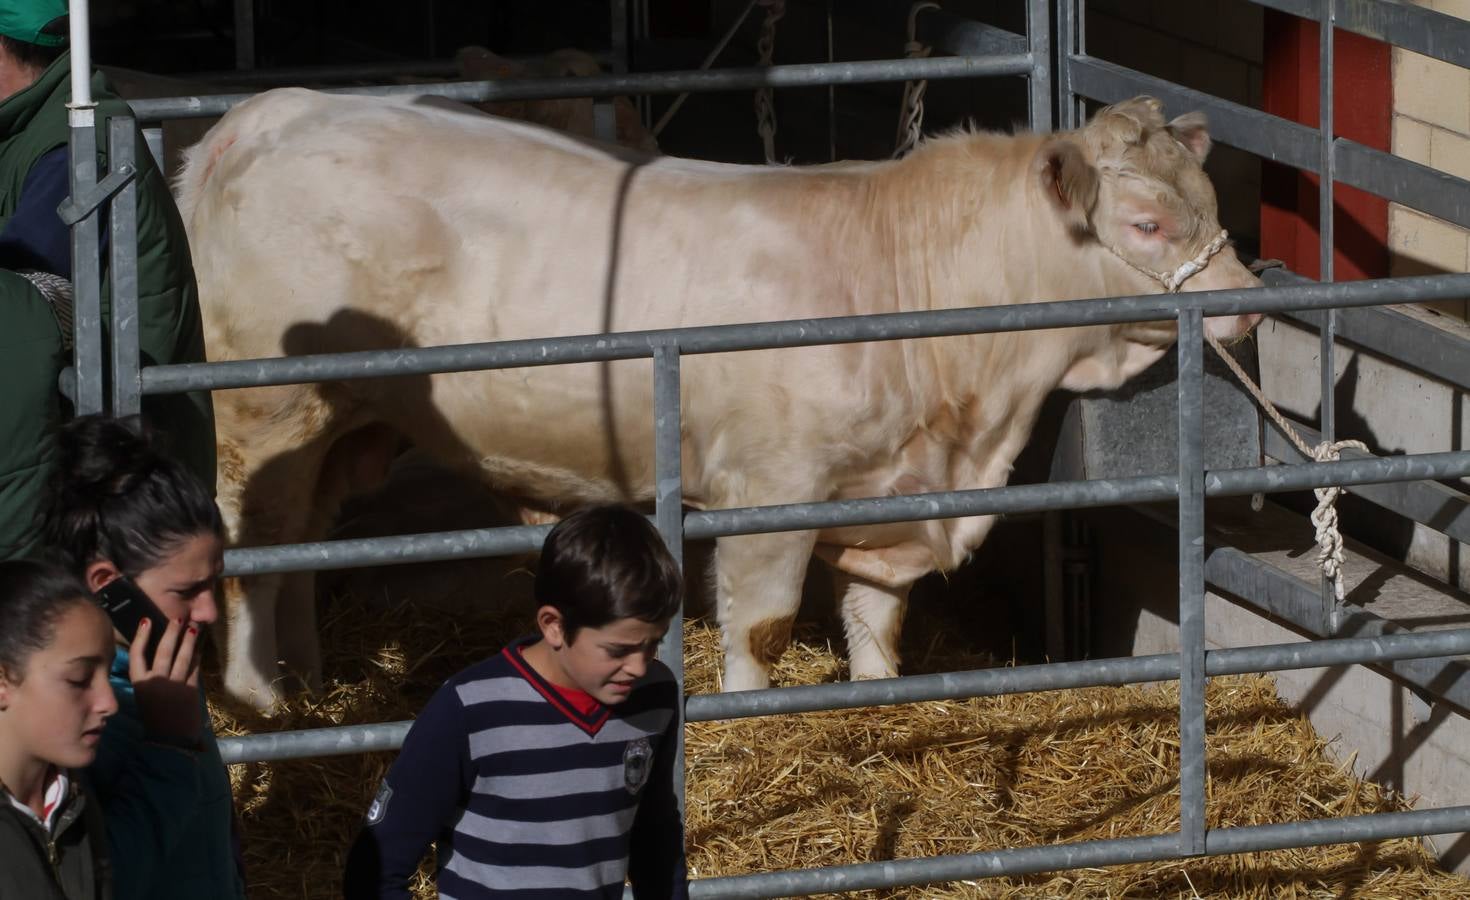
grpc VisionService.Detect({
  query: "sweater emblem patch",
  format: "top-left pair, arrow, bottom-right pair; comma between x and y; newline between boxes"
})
623,737 -> 652,793
366,782 -> 393,825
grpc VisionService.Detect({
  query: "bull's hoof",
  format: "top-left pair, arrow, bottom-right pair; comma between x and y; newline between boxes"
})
223,673 -> 284,712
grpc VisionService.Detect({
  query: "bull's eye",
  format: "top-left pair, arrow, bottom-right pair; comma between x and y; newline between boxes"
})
1134,222 -> 1160,235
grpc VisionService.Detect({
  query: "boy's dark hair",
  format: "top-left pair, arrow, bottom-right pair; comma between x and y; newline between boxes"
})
38,415 -> 224,579
534,505 -> 682,640
0,559 -> 93,682
0,23 -> 65,72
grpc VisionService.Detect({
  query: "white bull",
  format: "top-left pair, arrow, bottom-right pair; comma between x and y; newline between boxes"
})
176,89 -> 1260,708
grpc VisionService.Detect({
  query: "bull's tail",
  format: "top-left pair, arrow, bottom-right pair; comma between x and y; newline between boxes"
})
172,87 -> 326,228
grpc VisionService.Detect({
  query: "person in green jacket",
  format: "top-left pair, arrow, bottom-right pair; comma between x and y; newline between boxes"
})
0,559 -> 117,900
0,0 -> 215,562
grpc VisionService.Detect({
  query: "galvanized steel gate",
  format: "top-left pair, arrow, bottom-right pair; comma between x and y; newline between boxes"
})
56,1 -> 1470,895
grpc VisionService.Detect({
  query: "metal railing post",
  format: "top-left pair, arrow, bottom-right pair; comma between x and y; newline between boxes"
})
1026,0 -> 1053,131
108,118 -> 141,418
653,343 -> 685,816
1318,0 -> 1341,636
1177,309 -> 1208,855
1057,0 -> 1079,130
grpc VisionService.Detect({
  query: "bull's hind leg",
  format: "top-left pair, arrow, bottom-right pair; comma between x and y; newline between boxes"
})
833,573 -> 910,681
714,530 -> 818,692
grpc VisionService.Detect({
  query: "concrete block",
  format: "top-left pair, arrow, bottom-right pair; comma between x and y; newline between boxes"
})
1256,315 -> 1470,588
1431,126 -> 1470,183
1394,115 -> 1433,164
1215,0 -> 1264,65
1432,0 -> 1470,22
1394,48 -> 1470,135
1389,206 -> 1470,288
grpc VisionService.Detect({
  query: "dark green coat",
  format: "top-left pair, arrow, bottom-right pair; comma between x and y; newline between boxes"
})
0,53 -> 215,560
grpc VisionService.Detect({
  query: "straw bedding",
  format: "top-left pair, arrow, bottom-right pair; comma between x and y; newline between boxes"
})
208,579 -> 1470,899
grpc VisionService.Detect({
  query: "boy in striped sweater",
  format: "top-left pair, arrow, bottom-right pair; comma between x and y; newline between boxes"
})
343,505 -> 688,900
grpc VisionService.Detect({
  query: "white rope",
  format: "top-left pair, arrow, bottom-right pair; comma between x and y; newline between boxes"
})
754,0 -> 785,164
1102,229 -> 1361,602
894,1 -> 940,159
1205,333 -> 1366,604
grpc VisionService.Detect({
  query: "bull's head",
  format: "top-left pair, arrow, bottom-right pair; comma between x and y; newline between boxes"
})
1043,96 -> 1262,392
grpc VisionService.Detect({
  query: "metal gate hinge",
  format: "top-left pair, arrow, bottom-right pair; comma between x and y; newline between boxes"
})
57,164 -> 137,226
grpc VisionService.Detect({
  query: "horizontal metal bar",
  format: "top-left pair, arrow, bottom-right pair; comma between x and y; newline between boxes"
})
219,721 -> 409,764
1336,139 -> 1470,232
1265,418 -> 1470,546
1067,57 -> 1470,229
689,805 -> 1470,897
691,627 -> 1470,722
1253,0 -> 1470,70
127,55 -> 1033,122
185,58 -> 463,85
1068,55 -> 1319,169
223,451 -> 1470,577
218,627 -> 1470,762
141,274 -> 1470,395
1128,509 -> 1470,714
1264,269 -> 1470,396
917,8 -> 1027,57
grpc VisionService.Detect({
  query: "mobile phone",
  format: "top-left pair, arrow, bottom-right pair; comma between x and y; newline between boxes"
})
95,576 -> 172,663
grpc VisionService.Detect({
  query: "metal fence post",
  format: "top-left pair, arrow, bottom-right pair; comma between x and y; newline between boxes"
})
67,112 -> 104,416
653,342 -> 686,817
1026,0 -> 1053,131
108,118 -> 141,418
1177,308 -> 1207,856
1318,0 -> 1341,636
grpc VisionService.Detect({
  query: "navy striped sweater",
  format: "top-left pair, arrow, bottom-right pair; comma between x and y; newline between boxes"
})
343,638 -> 687,900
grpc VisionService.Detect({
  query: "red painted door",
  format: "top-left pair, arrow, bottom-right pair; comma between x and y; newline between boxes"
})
1260,12 -> 1391,280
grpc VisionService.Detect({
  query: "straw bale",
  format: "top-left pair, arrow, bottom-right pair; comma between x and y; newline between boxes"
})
208,587 -> 1470,899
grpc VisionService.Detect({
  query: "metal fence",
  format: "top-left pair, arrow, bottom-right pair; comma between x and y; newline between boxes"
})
58,1 -> 1470,896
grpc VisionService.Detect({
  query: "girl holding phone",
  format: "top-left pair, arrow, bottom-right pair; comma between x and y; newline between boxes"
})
0,560 -> 117,900
39,415 -> 245,900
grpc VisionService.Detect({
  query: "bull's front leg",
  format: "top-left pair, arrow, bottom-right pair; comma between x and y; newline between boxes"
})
714,529 -> 818,692
832,572 -> 911,681
221,572 -> 285,710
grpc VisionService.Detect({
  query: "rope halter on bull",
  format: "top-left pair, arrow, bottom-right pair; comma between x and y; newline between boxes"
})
1107,228 -> 1366,605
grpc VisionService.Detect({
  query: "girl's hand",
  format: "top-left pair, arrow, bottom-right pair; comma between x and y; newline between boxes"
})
129,617 -> 203,745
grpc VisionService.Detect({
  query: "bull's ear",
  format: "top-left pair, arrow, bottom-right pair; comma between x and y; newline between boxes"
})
1038,138 -> 1098,231
1168,111 -> 1211,162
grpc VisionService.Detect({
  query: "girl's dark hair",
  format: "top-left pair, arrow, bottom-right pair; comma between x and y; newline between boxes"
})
0,559 -> 93,681
534,505 -> 682,641
39,415 -> 223,579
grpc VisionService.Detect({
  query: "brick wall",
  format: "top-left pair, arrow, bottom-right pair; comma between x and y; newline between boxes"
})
1391,0 -> 1470,319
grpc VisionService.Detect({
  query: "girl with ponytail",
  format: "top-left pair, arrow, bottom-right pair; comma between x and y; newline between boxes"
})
39,415 -> 244,900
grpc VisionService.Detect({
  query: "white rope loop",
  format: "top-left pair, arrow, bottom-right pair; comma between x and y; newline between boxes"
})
754,0 -> 786,164
1204,330 -> 1368,604
894,1 -> 941,159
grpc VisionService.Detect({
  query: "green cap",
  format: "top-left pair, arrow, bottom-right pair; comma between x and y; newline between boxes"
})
0,0 -> 67,48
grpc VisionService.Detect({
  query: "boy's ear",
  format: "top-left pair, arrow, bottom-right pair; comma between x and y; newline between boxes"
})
535,605 -> 567,650
84,560 -> 122,594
